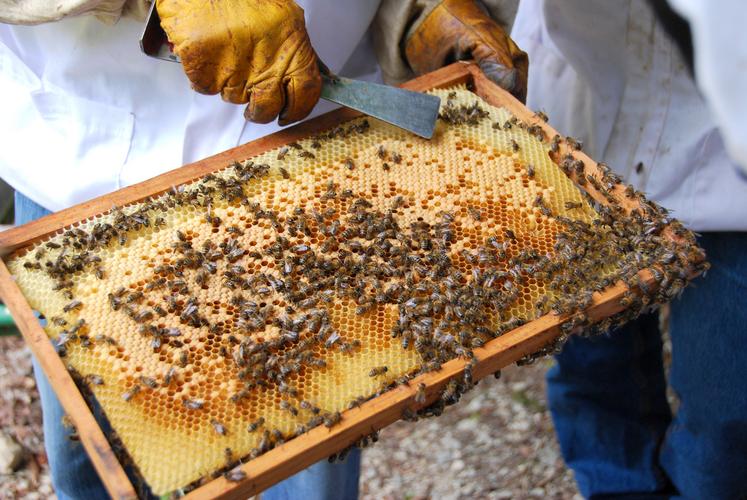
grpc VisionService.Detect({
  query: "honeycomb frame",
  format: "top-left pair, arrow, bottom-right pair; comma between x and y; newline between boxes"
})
0,63 -> 707,500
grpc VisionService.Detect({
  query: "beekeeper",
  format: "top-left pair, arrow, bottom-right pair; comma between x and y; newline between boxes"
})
509,1 -> 747,499
0,0 -> 526,498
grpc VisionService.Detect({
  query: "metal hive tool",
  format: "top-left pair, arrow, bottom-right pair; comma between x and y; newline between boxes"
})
0,64 -> 707,499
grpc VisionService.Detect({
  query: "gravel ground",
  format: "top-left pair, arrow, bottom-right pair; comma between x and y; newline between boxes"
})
0,337 -> 55,500
0,334 -> 579,499
360,362 -> 580,500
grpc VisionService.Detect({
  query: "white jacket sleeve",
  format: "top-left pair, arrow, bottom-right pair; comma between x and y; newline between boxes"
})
668,0 -> 747,174
0,39 -> 134,211
0,0 -> 149,25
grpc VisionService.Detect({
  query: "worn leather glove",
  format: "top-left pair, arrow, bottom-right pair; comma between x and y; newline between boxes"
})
157,0 -> 321,125
405,0 -> 528,102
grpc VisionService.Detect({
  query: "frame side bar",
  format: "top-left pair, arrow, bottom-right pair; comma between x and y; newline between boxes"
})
0,259 -> 137,500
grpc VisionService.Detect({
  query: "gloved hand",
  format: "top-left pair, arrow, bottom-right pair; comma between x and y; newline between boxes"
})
157,0 -> 322,125
405,0 -> 528,102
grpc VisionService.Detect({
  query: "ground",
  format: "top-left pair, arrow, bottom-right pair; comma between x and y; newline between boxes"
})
0,337 -> 54,499
360,363 -> 580,500
0,336 -> 580,499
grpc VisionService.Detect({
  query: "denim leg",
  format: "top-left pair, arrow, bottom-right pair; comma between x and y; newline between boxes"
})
15,192 -> 109,500
262,448 -> 361,500
546,312 -> 673,498
662,232 -> 747,500
14,192 -> 52,226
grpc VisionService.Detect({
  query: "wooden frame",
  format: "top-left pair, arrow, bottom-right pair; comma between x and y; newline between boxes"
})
0,62 -> 701,499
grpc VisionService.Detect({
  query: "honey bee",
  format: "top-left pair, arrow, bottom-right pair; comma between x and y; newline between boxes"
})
224,469 -> 246,482
258,430 -> 272,453
145,277 -> 167,291
307,416 -> 324,429
161,367 -> 177,387
468,207 -> 482,222
566,136 -> 583,150
323,411 -> 342,428
279,167 -> 291,179
247,417 -> 265,433
85,374 -> 104,386
338,340 -> 360,354
355,302 -> 374,315
271,429 -> 285,444
344,158 -> 355,170
280,400 -> 298,416
51,316 -> 68,327
182,398 -> 204,410
401,407 -> 418,422
324,331 -> 340,348
277,146 -> 289,160
93,266 -> 105,279
121,385 -> 141,402
415,383 -> 426,405
126,291 -> 144,304
550,134 -> 561,153
300,400 -> 321,415
138,376 -> 158,389
63,300 -> 82,313
369,366 -> 388,377
133,310 -> 154,324
210,419 -> 227,436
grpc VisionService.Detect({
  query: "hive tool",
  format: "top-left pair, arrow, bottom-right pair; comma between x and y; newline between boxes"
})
139,4 -> 441,139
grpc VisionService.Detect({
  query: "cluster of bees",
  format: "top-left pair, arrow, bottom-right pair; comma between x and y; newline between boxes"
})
10,89 -> 707,495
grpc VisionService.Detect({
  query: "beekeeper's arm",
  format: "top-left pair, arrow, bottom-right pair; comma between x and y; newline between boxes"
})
667,0 -> 747,174
373,0 -> 527,102
0,0 -> 148,25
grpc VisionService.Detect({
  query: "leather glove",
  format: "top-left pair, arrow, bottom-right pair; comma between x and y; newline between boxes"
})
157,0 -> 322,125
405,0 -> 528,102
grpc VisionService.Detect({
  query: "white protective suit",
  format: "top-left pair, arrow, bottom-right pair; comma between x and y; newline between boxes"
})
0,1 -> 382,212
511,0 -> 747,232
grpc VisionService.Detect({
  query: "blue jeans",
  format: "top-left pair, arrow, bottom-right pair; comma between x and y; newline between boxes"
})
15,192 -> 361,499
548,232 -> 747,499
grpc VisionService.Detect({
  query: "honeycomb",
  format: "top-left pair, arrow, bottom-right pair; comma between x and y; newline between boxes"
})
5,86 -> 704,495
